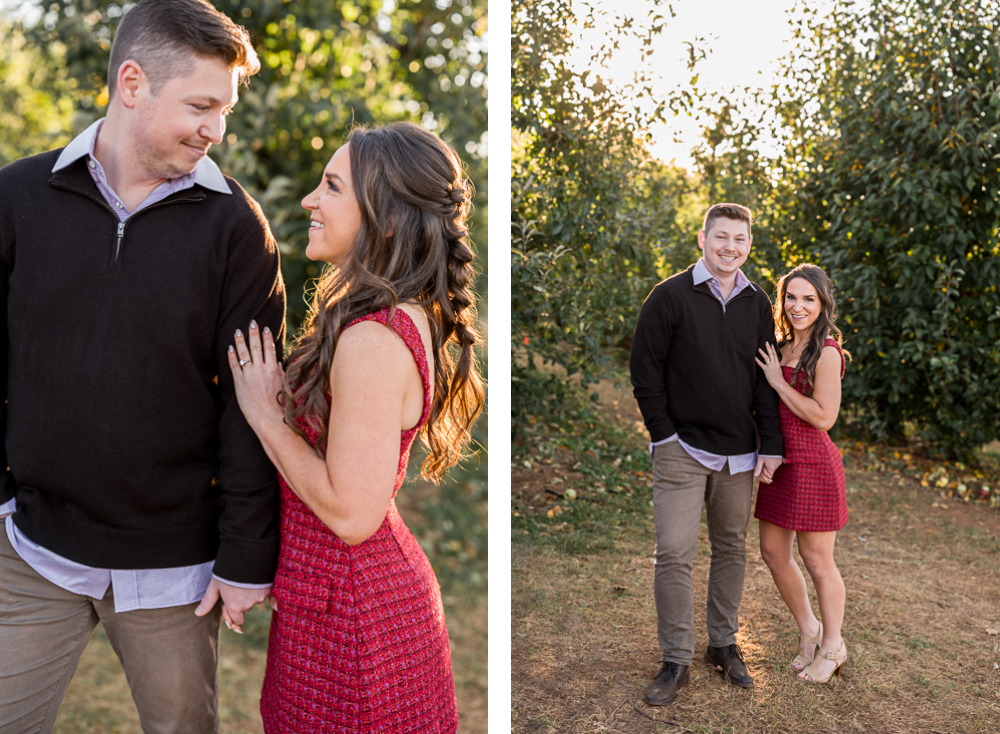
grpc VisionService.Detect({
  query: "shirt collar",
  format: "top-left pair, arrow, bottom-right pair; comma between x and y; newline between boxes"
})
52,117 -> 231,195
692,258 -> 755,292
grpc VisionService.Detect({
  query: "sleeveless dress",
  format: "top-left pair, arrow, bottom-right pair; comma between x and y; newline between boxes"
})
260,308 -> 458,734
754,338 -> 849,532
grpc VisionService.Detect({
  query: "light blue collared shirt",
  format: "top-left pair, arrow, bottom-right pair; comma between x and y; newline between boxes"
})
0,119 -> 266,612
649,258 -> 781,474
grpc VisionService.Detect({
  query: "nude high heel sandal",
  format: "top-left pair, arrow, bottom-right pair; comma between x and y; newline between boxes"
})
799,641 -> 847,683
792,622 -> 822,672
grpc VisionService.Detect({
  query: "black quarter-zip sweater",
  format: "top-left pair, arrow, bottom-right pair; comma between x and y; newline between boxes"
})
0,149 -> 286,584
630,264 -> 784,457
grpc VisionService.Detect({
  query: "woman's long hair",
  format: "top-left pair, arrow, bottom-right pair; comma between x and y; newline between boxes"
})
774,263 -> 851,394
282,122 -> 484,480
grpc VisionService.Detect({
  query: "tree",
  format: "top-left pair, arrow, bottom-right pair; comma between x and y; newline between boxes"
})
709,0 -> 1000,456
511,0 -> 699,423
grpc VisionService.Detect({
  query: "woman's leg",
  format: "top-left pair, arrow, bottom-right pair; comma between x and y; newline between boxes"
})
758,520 -> 821,665
795,530 -> 845,680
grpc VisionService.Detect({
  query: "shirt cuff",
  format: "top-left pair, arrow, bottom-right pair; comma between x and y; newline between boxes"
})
0,498 -> 15,519
212,574 -> 272,590
759,454 -> 784,459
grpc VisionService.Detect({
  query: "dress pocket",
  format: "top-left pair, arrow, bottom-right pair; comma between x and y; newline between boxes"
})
270,569 -> 333,615
784,430 -> 838,466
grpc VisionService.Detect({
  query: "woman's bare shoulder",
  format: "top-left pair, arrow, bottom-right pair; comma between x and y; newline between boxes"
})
334,319 -> 412,375
816,343 -> 845,379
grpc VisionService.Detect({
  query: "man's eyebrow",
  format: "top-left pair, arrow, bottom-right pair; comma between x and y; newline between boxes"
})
186,95 -> 235,107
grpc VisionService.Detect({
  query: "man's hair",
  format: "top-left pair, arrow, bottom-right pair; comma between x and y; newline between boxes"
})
702,203 -> 752,236
108,0 -> 260,99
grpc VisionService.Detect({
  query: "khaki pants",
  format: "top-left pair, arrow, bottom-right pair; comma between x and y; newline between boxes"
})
652,440 -> 754,666
0,529 -> 222,734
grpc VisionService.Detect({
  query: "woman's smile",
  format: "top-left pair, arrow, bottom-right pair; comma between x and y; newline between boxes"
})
784,279 -> 821,333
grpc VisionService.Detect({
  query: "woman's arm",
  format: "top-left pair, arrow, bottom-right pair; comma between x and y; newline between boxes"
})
229,320 -> 423,545
756,343 -> 843,431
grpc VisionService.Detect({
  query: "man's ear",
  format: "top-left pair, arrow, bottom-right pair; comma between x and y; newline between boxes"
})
117,60 -> 144,109
697,229 -> 706,251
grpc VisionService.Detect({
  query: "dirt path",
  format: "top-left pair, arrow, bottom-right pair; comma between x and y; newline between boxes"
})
512,387 -> 1000,733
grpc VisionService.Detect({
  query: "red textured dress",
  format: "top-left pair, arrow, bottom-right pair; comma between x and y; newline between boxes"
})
754,338 -> 849,532
260,308 -> 458,733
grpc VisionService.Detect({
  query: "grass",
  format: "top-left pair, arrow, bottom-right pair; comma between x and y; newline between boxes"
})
512,378 -> 1000,734
53,426 -> 488,734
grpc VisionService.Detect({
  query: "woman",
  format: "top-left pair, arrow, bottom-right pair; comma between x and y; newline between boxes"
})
754,263 -> 850,684
227,122 -> 483,732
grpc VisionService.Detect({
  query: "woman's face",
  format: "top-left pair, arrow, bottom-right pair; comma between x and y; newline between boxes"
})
301,144 -> 361,266
784,277 -> 822,336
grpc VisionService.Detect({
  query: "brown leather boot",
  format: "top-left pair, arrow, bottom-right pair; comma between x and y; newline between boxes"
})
642,661 -> 691,705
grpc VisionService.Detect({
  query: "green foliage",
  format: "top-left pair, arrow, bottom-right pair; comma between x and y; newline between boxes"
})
0,19 -> 75,165
777,0 -> 1000,457
696,0 -> 1000,457
511,0 -> 700,422
5,0 -> 487,328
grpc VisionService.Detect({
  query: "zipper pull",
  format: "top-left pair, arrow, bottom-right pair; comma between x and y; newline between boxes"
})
115,222 -> 125,261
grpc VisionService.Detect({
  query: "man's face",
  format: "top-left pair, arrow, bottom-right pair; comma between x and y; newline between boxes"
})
698,216 -> 752,280
131,55 -> 238,179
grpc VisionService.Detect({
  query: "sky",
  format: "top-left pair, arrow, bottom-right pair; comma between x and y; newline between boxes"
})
568,0 -> 836,168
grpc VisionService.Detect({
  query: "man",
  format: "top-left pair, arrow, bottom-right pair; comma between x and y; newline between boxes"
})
0,1 -> 285,732
629,203 -> 784,706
